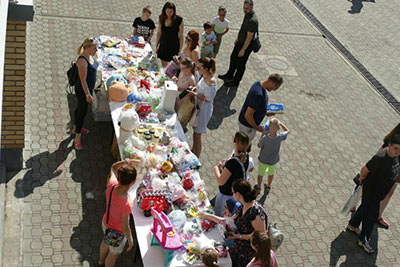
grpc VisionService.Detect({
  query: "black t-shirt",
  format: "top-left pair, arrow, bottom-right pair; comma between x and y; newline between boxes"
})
219,156 -> 249,196
132,17 -> 156,39
363,148 -> 400,201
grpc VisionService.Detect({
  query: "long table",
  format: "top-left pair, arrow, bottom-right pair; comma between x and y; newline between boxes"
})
109,101 -> 232,266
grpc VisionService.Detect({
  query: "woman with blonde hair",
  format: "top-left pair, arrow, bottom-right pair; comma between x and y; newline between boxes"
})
213,131 -> 250,216
247,231 -> 278,267
73,37 -> 98,150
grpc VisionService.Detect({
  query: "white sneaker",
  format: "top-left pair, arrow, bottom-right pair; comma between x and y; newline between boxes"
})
346,224 -> 361,235
358,239 -> 375,254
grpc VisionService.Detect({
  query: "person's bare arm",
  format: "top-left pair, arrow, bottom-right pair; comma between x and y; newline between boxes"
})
214,165 -> 232,186
238,31 -> 254,57
156,23 -> 162,52
359,165 -> 370,184
148,29 -> 155,43
179,20 -> 184,52
133,28 -> 137,36
244,107 -> 263,132
121,214 -> 133,251
280,121 -> 290,135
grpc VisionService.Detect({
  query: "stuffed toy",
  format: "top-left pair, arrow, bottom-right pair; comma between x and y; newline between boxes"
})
125,67 -> 138,81
109,81 -> 132,102
118,108 -> 145,150
106,73 -> 126,88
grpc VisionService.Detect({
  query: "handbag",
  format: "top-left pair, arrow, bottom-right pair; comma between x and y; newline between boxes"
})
104,185 -> 125,247
164,60 -> 180,78
189,100 -> 203,128
251,30 -> 261,53
178,96 -> 195,128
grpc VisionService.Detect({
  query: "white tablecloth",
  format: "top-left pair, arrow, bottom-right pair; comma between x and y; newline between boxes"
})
109,102 -> 232,267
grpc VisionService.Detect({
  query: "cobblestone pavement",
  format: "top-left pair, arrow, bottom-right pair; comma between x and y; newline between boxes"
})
2,0 -> 400,266
300,0 -> 400,101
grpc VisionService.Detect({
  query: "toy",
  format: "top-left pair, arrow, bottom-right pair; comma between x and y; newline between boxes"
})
109,81 -> 132,102
136,102 -> 152,119
214,242 -> 228,258
267,102 -> 284,114
151,207 -> 182,250
130,35 -> 146,47
201,219 -> 216,232
137,189 -> 172,217
127,93 -> 141,104
106,73 -> 127,88
118,108 -> 146,150
161,160 -> 174,173
183,177 -> 194,190
262,119 -> 270,134
171,185 -> 186,201
125,66 -> 138,81
168,210 -> 186,233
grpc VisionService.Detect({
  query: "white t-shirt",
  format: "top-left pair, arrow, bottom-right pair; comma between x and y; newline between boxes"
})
245,156 -> 254,181
212,16 -> 230,34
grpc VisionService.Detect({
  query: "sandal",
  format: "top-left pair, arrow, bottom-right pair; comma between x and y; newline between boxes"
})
72,128 -> 90,135
74,140 -> 83,150
264,184 -> 271,194
377,217 -> 390,229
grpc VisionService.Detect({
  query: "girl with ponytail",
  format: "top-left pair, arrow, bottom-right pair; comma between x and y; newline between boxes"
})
247,231 -> 278,267
213,131 -> 250,216
199,179 -> 268,267
188,57 -> 217,157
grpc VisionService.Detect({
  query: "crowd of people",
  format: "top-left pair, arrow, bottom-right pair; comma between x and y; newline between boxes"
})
70,0 -> 400,266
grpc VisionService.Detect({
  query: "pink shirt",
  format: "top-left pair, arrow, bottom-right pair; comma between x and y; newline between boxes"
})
102,176 -> 133,233
246,250 -> 277,267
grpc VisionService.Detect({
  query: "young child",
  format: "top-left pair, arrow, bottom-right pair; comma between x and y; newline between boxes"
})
132,6 -> 156,43
247,231 -> 278,267
246,144 -> 254,181
98,159 -> 139,267
201,248 -> 219,267
256,118 -> 290,194
211,6 -> 230,58
201,22 -> 217,58
173,58 -> 196,128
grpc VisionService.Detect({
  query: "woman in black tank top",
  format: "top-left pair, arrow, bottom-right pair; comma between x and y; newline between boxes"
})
73,37 -> 99,150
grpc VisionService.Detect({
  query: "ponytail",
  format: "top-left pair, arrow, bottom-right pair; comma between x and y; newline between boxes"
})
234,131 -> 250,163
198,57 -> 216,75
232,179 -> 257,202
77,37 -> 98,55
76,44 -> 84,55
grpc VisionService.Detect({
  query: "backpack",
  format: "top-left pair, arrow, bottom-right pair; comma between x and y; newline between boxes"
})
66,61 -> 79,92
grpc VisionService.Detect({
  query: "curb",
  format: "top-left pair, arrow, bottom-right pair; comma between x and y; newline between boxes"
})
0,162 -> 6,267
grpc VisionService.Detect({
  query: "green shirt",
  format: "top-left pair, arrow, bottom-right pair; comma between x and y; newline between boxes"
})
237,12 -> 258,45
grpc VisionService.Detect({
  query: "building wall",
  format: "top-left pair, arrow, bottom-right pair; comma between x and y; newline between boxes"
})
1,20 -> 26,149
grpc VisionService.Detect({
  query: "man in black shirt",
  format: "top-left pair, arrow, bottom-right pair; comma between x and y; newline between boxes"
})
346,134 -> 400,254
218,0 -> 258,88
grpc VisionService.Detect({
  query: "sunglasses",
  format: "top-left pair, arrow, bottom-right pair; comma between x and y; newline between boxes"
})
185,37 -> 192,42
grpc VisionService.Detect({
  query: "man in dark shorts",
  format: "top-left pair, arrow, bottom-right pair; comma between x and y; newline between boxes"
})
346,134 -> 400,254
218,0 -> 258,87
238,74 -> 283,140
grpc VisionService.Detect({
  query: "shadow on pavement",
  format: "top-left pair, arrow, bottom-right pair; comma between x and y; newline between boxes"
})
68,113 -> 142,266
348,0 -> 376,14
14,136 -> 74,198
330,226 -> 378,266
207,85 -> 239,130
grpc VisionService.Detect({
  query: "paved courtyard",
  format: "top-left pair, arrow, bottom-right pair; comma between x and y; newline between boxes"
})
2,0 -> 400,266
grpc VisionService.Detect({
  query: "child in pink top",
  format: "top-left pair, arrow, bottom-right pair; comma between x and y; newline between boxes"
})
98,159 -> 139,267
246,231 -> 278,267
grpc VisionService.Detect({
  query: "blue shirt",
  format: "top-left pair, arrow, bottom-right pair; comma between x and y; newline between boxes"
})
239,81 -> 268,128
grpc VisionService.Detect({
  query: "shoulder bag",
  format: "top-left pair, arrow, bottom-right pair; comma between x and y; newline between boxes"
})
104,185 -> 125,247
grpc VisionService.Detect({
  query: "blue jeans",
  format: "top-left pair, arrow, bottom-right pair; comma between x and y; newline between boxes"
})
349,198 -> 380,241
215,192 -> 234,217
